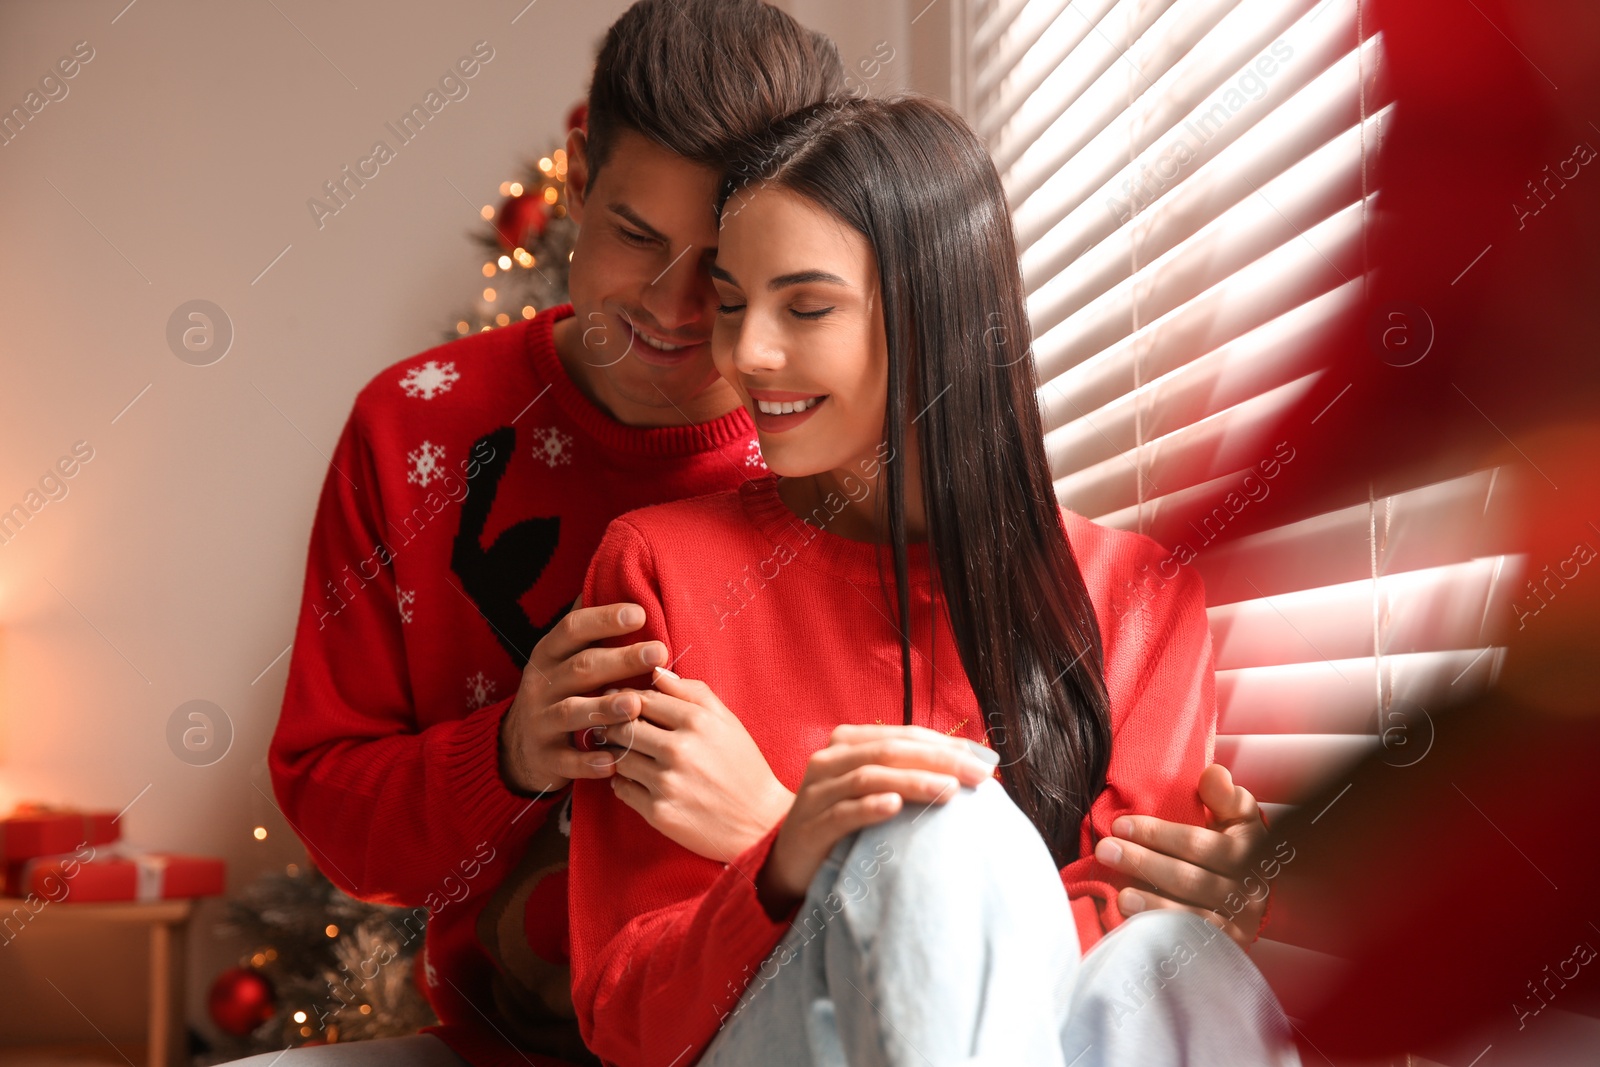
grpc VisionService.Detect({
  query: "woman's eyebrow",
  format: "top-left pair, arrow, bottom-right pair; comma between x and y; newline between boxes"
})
766,269 -> 848,290
708,264 -> 848,290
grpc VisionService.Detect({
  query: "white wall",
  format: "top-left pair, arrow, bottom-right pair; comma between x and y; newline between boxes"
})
0,0 -> 946,1045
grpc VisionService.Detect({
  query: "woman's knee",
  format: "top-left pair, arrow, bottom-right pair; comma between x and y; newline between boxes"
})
1076,910 -> 1274,1019
830,775 -> 1065,919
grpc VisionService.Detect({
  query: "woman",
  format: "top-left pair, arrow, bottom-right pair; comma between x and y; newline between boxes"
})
565,93 -> 1298,1066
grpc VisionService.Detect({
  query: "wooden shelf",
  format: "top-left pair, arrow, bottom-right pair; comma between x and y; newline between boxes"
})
0,897 -> 196,1067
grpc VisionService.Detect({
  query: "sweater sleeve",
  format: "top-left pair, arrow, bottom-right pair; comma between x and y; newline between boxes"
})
1060,561 -> 1217,953
568,518 -> 798,1067
267,402 -> 558,908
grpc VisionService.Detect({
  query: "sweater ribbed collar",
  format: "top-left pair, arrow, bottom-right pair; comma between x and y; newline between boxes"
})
525,304 -> 755,457
738,474 -> 934,586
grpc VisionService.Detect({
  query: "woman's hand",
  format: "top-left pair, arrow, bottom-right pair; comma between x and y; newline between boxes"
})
757,723 -> 998,918
601,668 -> 796,862
1093,763 -> 1272,950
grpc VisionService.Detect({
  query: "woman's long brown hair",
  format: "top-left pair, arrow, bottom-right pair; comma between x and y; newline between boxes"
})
716,94 -> 1113,867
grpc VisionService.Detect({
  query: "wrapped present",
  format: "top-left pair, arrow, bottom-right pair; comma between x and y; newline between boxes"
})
6,847 -> 225,902
1,803 -> 120,861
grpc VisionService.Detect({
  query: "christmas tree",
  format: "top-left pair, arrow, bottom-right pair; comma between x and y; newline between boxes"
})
199,862 -> 436,1062
441,102 -> 585,341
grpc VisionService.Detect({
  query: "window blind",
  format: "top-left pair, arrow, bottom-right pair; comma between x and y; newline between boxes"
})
961,0 -> 1525,993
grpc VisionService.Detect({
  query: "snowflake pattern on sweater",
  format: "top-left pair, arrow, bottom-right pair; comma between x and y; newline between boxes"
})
399,359 -> 461,400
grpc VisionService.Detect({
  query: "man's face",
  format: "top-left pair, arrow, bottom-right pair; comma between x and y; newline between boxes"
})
561,126 -> 737,423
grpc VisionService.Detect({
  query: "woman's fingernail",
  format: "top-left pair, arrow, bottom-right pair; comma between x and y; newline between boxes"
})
1121,892 -> 1145,914
603,688 -> 619,696
1112,816 -> 1134,838
960,738 -> 1000,767
1098,839 -> 1123,865
653,665 -> 679,682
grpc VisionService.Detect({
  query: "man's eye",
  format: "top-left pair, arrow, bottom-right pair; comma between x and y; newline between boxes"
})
619,229 -> 653,246
791,307 -> 835,320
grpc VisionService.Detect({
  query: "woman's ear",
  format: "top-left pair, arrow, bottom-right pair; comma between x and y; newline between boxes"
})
565,127 -> 590,224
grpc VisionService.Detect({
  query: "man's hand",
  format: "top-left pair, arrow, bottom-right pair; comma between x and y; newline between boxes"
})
600,668 -> 795,863
497,598 -> 668,796
1092,763 -> 1271,950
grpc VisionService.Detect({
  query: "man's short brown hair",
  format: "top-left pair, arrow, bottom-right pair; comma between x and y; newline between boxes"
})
585,0 -> 844,187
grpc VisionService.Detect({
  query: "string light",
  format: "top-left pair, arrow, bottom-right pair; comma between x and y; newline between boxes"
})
497,255 -> 512,270
293,1011 -> 308,1024
521,306 -> 536,319
483,287 -> 496,302
252,827 -> 268,841
479,205 -> 494,220
456,321 -> 470,334
509,182 -> 523,197
481,262 -> 496,278
324,924 -> 339,938
495,313 -> 510,326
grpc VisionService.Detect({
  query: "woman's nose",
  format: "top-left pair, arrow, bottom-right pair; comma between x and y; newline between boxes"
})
731,315 -> 787,374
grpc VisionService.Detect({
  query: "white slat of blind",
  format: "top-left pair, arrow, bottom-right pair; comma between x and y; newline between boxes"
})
1001,0 -> 1323,216
1042,282 -> 1356,504
972,0 -> 1098,122
1190,468 -> 1522,605
1011,0 -> 1368,267
1215,649 -> 1509,736
1033,132 -> 1371,393
1207,557 -> 1517,670
972,0 -> 1064,63
981,0 -> 1188,168
1054,372 -> 1322,527
1025,49 -> 1387,347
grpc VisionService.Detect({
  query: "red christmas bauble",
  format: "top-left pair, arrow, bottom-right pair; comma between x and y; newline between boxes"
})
208,966 -> 276,1036
565,102 -> 587,133
495,193 -> 549,252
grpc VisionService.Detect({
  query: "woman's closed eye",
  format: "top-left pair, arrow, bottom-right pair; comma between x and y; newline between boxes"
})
712,303 -> 836,319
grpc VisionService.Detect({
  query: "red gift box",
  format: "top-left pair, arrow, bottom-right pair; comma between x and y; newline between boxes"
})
5,848 -> 226,902
1,803 -> 120,861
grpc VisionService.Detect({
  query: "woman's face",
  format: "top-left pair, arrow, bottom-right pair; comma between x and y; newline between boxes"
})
710,184 -> 888,479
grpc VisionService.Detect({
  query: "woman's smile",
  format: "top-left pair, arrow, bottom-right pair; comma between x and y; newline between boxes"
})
746,388 -> 830,432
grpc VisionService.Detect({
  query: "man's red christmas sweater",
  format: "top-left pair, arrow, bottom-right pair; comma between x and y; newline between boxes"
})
569,477 -> 1219,1067
268,304 -> 769,1066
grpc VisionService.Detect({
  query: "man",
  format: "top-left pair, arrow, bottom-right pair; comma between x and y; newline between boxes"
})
267,4 -> 841,1064
267,2 -> 1273,1064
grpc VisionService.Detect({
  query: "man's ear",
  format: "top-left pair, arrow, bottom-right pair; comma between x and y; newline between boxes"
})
565,127 -> 590,225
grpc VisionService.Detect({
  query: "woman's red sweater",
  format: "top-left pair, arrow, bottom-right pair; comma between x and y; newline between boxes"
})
570,476 -> 1218,1067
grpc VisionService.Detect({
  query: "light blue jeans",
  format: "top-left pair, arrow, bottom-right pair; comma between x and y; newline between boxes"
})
699,776 -> 1301,1067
